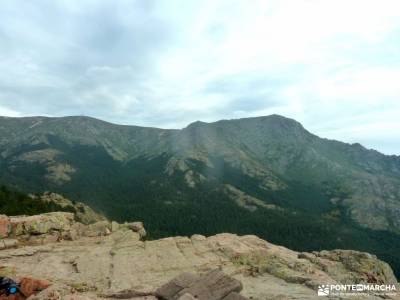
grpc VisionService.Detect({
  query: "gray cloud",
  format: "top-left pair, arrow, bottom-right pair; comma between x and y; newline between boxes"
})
0,0 -> 399,154
0,0 -> 172,122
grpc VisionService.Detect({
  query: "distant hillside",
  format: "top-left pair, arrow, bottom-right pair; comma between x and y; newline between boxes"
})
0,114 -> 399,276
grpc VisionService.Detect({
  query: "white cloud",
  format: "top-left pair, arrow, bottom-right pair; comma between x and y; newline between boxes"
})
0,106 -> 21,117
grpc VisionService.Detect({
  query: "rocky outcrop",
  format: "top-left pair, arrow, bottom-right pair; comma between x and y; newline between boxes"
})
222,184 -> 281,212
36,192 -> 106,225
10,212 -> 75,236
0,212 -> 75,245
0,212 -> 146,249
0,213 -> 398,299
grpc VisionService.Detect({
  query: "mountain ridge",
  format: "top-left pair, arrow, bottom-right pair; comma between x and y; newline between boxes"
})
0,114 -> 399,277
2,114 -> 398,157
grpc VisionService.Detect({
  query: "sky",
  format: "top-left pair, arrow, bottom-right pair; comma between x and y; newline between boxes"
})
0,0 -> 399,155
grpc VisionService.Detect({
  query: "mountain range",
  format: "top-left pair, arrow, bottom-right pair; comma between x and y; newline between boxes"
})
0,114 -> 399,276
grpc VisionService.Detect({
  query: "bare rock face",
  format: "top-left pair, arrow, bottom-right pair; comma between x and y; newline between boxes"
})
0,213 -> 398,300
38,192 -> 106,225
10,212 -> 75,236
1,212 -> 146,247
0,215 -> 11,238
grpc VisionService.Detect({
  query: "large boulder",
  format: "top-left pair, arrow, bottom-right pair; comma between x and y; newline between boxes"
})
124,221 -> 147,239
305,249 -> 398,285
0,238 -> 18,249
110,221 -> 120,232
86,221 -> 111,237
155,273 -> 200,299
156,270 -> 246,300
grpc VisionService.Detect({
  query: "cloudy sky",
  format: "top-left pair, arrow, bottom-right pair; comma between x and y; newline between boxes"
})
0,0 -> 399,154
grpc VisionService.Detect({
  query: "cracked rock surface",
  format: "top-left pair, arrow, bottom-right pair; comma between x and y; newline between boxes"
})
0,213 -> 398,299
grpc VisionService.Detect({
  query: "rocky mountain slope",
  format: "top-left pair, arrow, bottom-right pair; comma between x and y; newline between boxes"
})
0,212 -> 398,300
0,115 -> 399,277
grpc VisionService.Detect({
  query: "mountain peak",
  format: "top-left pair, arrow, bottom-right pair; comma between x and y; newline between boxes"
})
255,114 -> 305,127
223,114 -> 309,139
185,114 -> 304,129
185,120 -> 207,129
